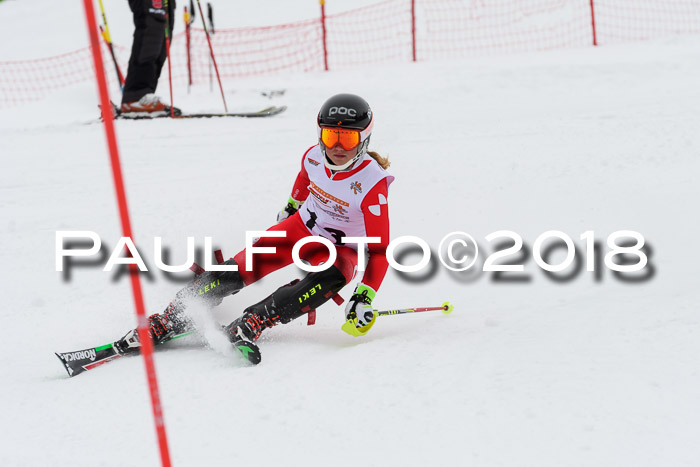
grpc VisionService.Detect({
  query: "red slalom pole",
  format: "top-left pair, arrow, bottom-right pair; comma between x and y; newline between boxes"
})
589,0 -> 598,46
196,0 -> 228,112
81,2 -> 172,466
411,0 -> 416,62
320,0 -> 328,71
185,6 -> 192,91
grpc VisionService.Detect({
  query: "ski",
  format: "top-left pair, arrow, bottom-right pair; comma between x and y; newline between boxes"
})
261,89 -> 286,99
94,103 -> 286,124
55,330 -> 261,377
114,105 -> 287,120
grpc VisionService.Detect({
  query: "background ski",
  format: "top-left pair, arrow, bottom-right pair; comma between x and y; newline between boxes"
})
175,106 -> 286,118
114,105 -> 287,120
55,330 -> 261,377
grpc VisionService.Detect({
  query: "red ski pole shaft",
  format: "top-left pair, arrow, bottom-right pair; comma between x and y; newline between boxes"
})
184,6 -> 192,89
99,25 -> 125,86
97,0 -> 125,87
375,302 -> 453,317
196,0 -> 228,112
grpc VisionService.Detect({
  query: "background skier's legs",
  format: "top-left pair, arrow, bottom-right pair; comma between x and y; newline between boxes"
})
121,0 -> 176,105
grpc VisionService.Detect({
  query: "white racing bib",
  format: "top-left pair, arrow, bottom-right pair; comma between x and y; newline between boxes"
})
299,145 -> 394,248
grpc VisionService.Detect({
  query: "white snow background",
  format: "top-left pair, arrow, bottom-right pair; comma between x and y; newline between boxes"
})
1,1 -> 699,466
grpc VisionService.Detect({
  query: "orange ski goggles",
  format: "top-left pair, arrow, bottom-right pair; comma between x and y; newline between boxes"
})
319,127 -> 362,151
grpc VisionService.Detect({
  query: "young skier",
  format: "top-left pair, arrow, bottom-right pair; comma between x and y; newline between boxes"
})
115,93 -> 394,356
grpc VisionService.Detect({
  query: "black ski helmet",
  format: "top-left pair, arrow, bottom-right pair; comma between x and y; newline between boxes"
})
317,93 -> 374,170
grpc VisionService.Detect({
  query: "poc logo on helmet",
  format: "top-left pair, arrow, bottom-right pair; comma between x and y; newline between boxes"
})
329,106 -> 357,117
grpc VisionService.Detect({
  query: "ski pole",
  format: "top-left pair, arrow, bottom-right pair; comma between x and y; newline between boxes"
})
207,3 -> 215,34
342,302 -> 453,337
97,0 -> 125,89
207,2 -> 214,92
376,302 -> 454,317
196,0 -> 228,112
184,5 -> 192,92
164,0 -> 175,118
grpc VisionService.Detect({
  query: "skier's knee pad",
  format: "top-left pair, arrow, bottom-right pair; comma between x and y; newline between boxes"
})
177,259 -> 245,307
244,265 -> 347,324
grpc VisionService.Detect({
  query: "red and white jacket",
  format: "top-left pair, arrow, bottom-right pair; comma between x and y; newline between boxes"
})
291,145 -> 394,291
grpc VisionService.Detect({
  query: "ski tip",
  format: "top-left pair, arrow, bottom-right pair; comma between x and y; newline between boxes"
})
256,105 -> 287,116
442,302 -> 454,314
247,105 -> 287,117
54,352 -> 75,377
234,341 -> 262,365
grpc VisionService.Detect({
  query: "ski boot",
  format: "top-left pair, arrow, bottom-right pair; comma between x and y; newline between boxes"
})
113,301 -> 194,355
224,265 -> 347,344
120,93 -> 182,118
115,259 -> 246,354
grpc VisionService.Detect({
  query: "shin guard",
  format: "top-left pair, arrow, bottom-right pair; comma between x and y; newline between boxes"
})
226,265 -> 347,341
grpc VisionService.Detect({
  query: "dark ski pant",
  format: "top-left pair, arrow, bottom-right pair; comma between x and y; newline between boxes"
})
122,0 -> 176,104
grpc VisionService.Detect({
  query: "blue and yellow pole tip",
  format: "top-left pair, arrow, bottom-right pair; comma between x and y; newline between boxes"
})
442,301 -> 454,314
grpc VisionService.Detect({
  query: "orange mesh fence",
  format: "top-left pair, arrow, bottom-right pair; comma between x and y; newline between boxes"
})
0,42 -> 129,108
418,0 -> 593,58
325,0 -> 414,69
2,0 -> 700,109
593,0 -> 700,43
179,19 -> 325,85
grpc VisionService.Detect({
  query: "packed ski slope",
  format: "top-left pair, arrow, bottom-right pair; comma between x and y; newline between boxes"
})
1,1 -> 700,466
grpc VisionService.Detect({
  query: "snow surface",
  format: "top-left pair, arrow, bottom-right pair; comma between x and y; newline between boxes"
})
1,1 -> 700,466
